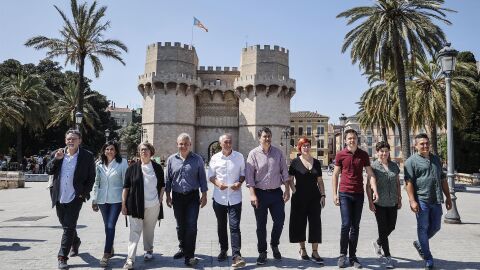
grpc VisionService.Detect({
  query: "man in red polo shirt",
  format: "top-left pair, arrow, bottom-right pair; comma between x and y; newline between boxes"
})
332,129 -> 378,268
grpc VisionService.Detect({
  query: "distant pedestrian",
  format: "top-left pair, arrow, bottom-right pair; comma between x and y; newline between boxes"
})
208,133 -> 246,268
121,142 -> 164,269
366,141 -> 401,269
91,141 -> 128,267
46,129 -> 95,270
165,133 -> 208,267
332,129 -> 378,269
288,137 -> 326,264
246,127 -> 291,265
404,133 -> 452,270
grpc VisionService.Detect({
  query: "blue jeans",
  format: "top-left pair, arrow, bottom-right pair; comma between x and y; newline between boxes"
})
98,203 -> 122,254
172,191 -> 200,259
339,192 -> 364,258
254,188 -> 285,253
212,200 -> 242,257
416,201 -> 442,262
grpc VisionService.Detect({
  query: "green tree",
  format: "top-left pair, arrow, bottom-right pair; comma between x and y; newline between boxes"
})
7,72 -> 52,161
409,55 -> 477,155
25,0 -> 127,115
119,123 -> 141,158
0,79 -> 24,132
338,0 -> 453,160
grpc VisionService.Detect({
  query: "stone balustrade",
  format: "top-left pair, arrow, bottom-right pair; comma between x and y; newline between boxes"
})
455,173 -> 480,186
0,171 -> 25,189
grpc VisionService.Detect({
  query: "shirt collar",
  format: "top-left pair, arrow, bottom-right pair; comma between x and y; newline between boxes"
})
66,148 -> 79,158
175,151 -> 192,160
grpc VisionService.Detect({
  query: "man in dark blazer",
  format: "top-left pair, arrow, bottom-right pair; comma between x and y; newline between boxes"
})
46,129 -> 95,270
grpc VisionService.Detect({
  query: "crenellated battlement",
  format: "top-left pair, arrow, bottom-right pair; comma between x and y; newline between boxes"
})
147,42 -> 195,51
242,44 -> 288,54
198,66 -> 239,72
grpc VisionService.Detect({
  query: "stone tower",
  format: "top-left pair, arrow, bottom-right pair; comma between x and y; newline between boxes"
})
235,45 -> 296,156
137,42 -> 201,159
138,43 -> 296,161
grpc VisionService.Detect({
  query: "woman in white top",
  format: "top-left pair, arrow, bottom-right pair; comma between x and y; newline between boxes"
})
92,141 -> 128,267
122,142 -> 165,270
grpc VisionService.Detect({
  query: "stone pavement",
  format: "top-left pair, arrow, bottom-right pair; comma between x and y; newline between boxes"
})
1,174 -> 479,270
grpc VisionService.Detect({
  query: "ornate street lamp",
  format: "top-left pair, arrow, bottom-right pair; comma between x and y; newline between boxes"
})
339,113 -> 347,150
75,111 -> 83,130
105,129 -> 110,143
281,128 -> 290,160
437,42 -> 461,224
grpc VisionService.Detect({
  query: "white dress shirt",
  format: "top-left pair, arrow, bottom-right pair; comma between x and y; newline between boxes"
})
142,162 -> 159,208
208,150 -> 245,206
59,149 -> 79,204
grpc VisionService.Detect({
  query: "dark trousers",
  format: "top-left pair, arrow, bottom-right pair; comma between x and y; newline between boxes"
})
339,192 -> 364,258
99,203 -> 122,254
172,191 -> 200,259
254,188 -> 285,253
374,204 -> 398,257
56,197 -> 83,258
212,200 -> 242,257
289,194 -> 322,243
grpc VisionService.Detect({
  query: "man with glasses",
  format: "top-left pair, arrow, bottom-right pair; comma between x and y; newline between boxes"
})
404,133 -> 452,270
246,127 -> 291,265
46,129 -> 95,269
208,133 -> 246,268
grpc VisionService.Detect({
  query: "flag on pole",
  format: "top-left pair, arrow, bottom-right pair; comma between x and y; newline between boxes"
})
193,17 -> 208,32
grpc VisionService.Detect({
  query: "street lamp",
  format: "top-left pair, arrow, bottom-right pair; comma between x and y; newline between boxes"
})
75,111 -> 83,130
315,133 -> 320,160
105,129 -> 110,143
339,113 -> 347,150
437,42 -> 461,224
281,128 -> 290,160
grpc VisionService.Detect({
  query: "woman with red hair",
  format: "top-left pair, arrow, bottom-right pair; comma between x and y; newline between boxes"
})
288,137 -> 326,264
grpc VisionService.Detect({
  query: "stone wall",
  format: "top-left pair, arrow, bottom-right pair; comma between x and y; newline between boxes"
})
455,173 -> 480,186
0,171 -> 25,189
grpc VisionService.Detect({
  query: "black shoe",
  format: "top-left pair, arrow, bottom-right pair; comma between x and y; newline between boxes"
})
173,249 -> 185,259
350,257 -> 363,269
338,254 -> 348,268
271,246 -> 282,260
311,254 -> 324,265
256,252 -> 267,265
185,257 -> 198,267
217,250 -> 227,261
58,257 -> 68,269
413,241 -> 425,259
69,239 -> 81,257
299,248 -> 310,260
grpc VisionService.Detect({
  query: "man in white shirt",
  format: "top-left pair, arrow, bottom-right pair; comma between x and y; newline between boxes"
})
208,133 -> 246,268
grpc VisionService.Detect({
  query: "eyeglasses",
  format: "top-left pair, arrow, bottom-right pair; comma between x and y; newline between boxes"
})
301,144 -> 311,148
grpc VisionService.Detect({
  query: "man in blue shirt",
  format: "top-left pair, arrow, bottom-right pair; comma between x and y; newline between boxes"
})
165,133 -> 208,267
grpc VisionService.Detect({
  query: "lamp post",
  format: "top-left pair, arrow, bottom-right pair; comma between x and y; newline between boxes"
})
75,111 -> 83,130
105,129 -> 110,143
339,113 -> 347,150
437,42 -> 461,224
281,128 -> 290,160
315,133 -> 320,160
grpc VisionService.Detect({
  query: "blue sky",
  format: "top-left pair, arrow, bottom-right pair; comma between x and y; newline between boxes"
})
1,0 -> 478,123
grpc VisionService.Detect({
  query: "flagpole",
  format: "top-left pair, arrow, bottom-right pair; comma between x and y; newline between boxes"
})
191,25 -> 194,47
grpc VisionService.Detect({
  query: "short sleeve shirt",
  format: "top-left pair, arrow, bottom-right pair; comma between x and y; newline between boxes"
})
371,160 -> 400,207
335,148 -> 370,194
404,153 -> 445,204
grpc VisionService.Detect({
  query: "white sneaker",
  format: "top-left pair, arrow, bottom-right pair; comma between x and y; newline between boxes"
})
385,256 -> 395,269
123,259 -> 134,269
372,240 -> 383,258
144,251 -> 153,261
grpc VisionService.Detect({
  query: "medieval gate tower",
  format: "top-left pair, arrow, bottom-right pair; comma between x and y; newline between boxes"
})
137,42 -> 296,161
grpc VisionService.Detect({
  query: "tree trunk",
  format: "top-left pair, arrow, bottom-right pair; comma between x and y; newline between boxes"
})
16,125 -> 22,166
75,55 -> 86,128
396,122 -> 403,148
381,127 -> 388,142
392,29 -> 411,161
430,123 -> 438,155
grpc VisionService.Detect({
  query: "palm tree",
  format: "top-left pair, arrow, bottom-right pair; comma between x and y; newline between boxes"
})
49,79 -> 100,130
409,55 -> 477,154
338,0 -> 453,160
7,72 -> 52,161
357,71 -> 398,142
25,0 -> 127,116
0,78 -> 24,131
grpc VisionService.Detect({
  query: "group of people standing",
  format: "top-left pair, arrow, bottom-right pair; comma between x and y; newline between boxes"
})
46,127 -> 451,270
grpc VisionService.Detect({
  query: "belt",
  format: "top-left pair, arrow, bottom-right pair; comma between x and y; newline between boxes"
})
173,190 -> 197,196
256,187 -> 281,192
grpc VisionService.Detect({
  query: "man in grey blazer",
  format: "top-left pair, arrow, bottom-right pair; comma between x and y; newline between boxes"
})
46,129 -> 95,269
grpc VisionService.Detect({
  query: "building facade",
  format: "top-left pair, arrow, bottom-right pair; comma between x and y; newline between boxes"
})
289,111 -> 329,166
106,105 -> 133,128
138,42 -> 296,162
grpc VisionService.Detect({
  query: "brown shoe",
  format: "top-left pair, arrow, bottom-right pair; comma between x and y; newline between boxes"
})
69,239 -> 81,257
232,255 -> 246,268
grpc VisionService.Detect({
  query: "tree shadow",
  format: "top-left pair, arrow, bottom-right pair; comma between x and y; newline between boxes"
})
0,243 -> 30,251
0,238 -> 46,242
395,256 -> 480,270
0,225 -> 87,229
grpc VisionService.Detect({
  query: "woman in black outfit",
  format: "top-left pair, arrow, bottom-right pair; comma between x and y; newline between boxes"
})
288,137 -> 326,264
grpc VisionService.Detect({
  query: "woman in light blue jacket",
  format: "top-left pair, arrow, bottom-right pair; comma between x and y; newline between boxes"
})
91,141 -> 128,267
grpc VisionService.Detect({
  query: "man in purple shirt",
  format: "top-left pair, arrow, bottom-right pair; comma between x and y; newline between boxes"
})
246,127 -> 290,265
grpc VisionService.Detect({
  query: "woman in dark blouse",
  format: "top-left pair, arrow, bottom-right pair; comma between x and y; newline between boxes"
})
288,137 -> 326,264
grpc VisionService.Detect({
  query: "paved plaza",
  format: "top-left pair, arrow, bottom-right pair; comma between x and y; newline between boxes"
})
1,174 -> 479,270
